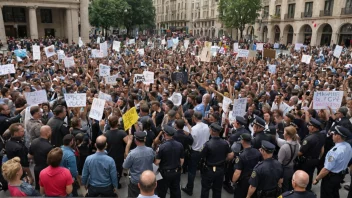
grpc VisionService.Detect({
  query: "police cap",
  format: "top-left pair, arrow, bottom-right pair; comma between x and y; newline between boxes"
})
134,131 -> 147,141
235,116 -> 247,126
332,125 -> 351,138
163,125 -> 176,136
261,140 -> 275,153
308,118 -> 322,130
209,123 -> 222,133
253,116 -> 265,128
240,133 -> 252,142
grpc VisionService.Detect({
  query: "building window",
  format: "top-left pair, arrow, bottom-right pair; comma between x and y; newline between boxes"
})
275,5 -> 281,17
304,2 -> 313,17
263,6 -> 269,18
3,7 -> 26,22
288,4 -> 295,18
41,9 -> 52,23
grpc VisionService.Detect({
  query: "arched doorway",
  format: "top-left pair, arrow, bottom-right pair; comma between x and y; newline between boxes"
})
262,26 -> 268,42
287,26 -> 294,45
301,25 -> 312,45
339,23 -> 352,47
320,24 -> 332,46
274,25 -> 280,42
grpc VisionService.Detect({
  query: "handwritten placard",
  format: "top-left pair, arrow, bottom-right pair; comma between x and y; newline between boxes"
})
233,43 -> 239,53
232,98 -> 247,117
0,64 -> 16,75
105,75 -> 118,85
294,43 -> 304,51
134,74 -> 145,83
313,91 -> 343,110
256,43 -> 264,51
24,90 -> 48,105
99,64 -> 110,77
89,98 -> 105,121
301,55 -> 312,64
171,72 -> 188,84
122,107 -> 139,131
268,65 -> 277,74
333,45 -> 343,58
44,45 -> 56,58
129,39 -> 136,45
168,93 -> 182,106
263,49 -> 276,58
14,49 -> 27,57
184,39 -> 190,49
64,93 -> 86,107
33,45 -> 41,60
222,97 -> 232,113
113,41 -> 121,52
138,49 -> 145,56
64,56 -> 75,68
143,71 -> 154,84
100,42 -> 108,57
98,91 -> 112,102
57,50 -> 65,60
237,49 -> 249,58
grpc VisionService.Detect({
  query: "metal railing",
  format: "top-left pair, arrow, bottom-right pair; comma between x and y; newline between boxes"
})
301,11 -> 312,18
320,10 -> 332,16
341,7 -> 352,15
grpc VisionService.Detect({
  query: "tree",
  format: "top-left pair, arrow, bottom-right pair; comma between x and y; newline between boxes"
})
89,0 -> 130,36
123,0 -> 156,35
218,0 -> 261,39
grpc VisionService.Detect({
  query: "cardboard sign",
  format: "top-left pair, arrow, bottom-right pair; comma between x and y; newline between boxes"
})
171,72 -> 188,84
64,56 -> 75,68
222,97 -> 232,113
100,42 -> 108,57
200,47 -> 211,62
57,50 -> 65,60
313,91 -> 343,110
24,90 -> 48,105
64,93 -> 86,107
33,45 -> 41,60
134,74 -> 145,83
98,91 -> 112,102
122,107 -> 139,131
232,98 -> 247,117
237,49 -> 249,58
301,55 -> 312,64
168,93 -> 182,106
143,71 -> 154,84
44,45 -> 56,58
248,50 -> 257,58
89,98 -> 105,121
263,49 -> 276,58
333,45 -> 343,58
233,43 -> 239,53
99,64 -> 110,77
256,43 -> 264,51
268,65 -> 277,74
113,41 -> 121,52
105,75 -> 118,85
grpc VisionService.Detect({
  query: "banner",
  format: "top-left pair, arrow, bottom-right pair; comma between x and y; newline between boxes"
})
222,97 -> 232,113
333,45 -> 343,58
301,55 -> 312,64
143,71 -> 154,84
33,45 -> 41,60
105,75 -> 118,85
24,90 -> 48,105
98,91 -> 112,102
44,45 -> 56,58
237,49 -> 249,58
232,98 -> 247,117
64,57 -> 75,68
89,98 -> 105,121
313,91 -> 343,110
64,93 -> 86,107
122,107 -> 139,131
99,64 -> 110,76
113,41 -> 121,52
0,64 -> 16,75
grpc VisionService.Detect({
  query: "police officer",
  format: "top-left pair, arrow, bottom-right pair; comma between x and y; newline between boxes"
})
47,105 -> 70,147
247,140 -> 283,198
251,116 -> 274,149
313,125 -> 352,198
232,133 -> 262,198
200,123 -> 234,198
280,170 -> 316,198
154,125 -> 184,198
296,118 -> 325,191
223,116 -> 250,193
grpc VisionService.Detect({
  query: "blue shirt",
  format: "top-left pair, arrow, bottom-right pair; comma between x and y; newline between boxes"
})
60,146 -> 78,178
82,152 -> 118,188
122,146 -> 155,184
194,104 -> 209,117
324,141 -> 352,173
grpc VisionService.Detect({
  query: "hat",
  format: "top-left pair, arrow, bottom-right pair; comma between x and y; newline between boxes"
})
163,125 -> 176,136
209,123 -> 222,133
336,107 -> 348,117
235,116 -> 247,126
261,140 -> 275,153
308,118 -> 322,129
253,116 -> 265,128
134,131 -> 147,141
265,126 -> 277,135
331,125 -> 351,138
240,133 -> 252,142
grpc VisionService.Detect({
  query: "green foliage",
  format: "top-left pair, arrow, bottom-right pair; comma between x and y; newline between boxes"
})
218,0 -> 261,38
123,0 -> 156,33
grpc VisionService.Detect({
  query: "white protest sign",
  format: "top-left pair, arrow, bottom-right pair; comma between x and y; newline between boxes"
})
138,49 -> 145,56
113,41 -> 121,52
168,93 -> 182,106
98,91 -> 112,102
64,56 -> 75,68
99,64 -> 110,77
173,38 -> 179,45
105,75 -> 118,85
89,98 -> 105,121
44,45 -> 56,58
134,74 -> 145,83
143,71 -> 154,84
294,43 -> 304,51
57,50 -> 65,60
301,55 -> 312,64
161,39 -> 166,45
313,91 -> 343,110
256,43 -> 264,51
97,37 -> 101,43
222,97 -> 232,113
232,98 -> 247,117
184,40 -> 190,49
333,45 -> 343,58
100,42 -> 108,57
233,43 -> 239,53
211,46 -> 219,56
345,64 -> 352,68
78,37 -> 84,47
129,39 -> 136,45
237,49 -> 249,58
0,64 -> 16,75
268,65 -> 277,74
64,93 -> 86,107
274,43 -> 280,49
33,45 -> 41,60
24,90 -> 48,105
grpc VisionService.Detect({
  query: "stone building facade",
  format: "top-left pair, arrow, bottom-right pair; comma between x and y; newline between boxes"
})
0,0 -> 90,44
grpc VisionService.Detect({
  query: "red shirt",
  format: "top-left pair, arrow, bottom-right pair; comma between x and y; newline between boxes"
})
39,166 -> 73,197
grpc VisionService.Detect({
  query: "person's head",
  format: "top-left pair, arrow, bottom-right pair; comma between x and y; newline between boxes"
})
192,111 -> 203,122
9,123 -> 24,138
151,101 -> 161,111
284,126 -> 297,141
240,133 -> 252,146
175,119 -> 185,130
2,157 -> 22,182
203,94 -> 211,104
335,107 -> 348,119
253,117 -> 265,133
330,125 -> 351,143
259,140 -> 275,159
134,131 -> 147,145
163,100 -> 174,113
30,106 -> 42,119
63,134 -> 75,147
263,112 -> 271,123
71,116 -> 81,129
40,125 -> 52,139
209,123 -> 222,136
138,170 -> 157,195
307,118 -> 321,133
108,115 -> 119,129
95,135 -> 107,151
289,96 -> 298,106
0,104 -> 10,115
234,116 -> 246,129
140,104 -> 149,115
53,105 -> 66,119
292,170 -> 309,190
47,147 -> 63,167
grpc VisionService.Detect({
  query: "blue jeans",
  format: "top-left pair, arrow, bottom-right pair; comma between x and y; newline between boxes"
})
186,150 -> 202,191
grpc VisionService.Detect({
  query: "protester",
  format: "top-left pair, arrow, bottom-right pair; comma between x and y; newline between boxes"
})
138,170 -> 159,198
280,170 -> 316,197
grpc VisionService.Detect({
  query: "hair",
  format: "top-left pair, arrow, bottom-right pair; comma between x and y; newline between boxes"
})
150,101 -> 160,107
193,111 -> 203,120
1,87 -> 9,96
63,134 -> 74,146
140,105 -> 149,114
15,97 -> 27,108
175,119 -> 185,129
139,171 -> 157,193
71,117 -> 81,128
96,138 -> 107,150
53,105 -> 65,116
284,126 -> 298,141
9,123 -> 23,136
2,157 -> 21,182
165,100 -> 174,110
30,106 -> 40,116
0,103 -> 8,112
47,147 -> 63,167
108,115 -> 119,128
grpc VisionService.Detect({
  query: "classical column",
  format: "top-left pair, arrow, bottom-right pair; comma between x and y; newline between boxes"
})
80,0 -> 90,43
28,6 -> 38,39
71,8 -> 79,45
66,9 -> 73,44
0,6 -> 7,44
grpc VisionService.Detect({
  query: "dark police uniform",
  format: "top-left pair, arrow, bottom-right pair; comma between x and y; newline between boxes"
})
47,116 -> 70,147
156,125 -> 184,198
251,117 -> 274,149
233,133 -> 262,198
229,116 -> 250,146
279,190 -> 316,198
5,136 -> 30,178
296,118 -> 325,191
248,141 -> 283,198
200,123 -> 232,198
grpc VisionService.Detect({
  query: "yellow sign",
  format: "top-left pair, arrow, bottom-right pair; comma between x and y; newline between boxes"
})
122,107 -> 139,131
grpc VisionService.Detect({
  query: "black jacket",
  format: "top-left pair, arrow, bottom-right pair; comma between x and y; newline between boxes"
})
47,117 -> 69,147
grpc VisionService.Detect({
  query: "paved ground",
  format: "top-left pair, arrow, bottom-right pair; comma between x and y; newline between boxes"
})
0,169 -> 350,197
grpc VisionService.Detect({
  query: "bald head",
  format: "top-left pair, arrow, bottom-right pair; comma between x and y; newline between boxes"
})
292,170 -> 309,188
40,125 -> 52,139
203,94 -> 211,103
138,170 -> 157,194
95,135 -> 107,151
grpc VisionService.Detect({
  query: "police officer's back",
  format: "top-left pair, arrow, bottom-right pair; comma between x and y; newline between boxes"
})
251,117 -> 274,149
247,141 -> 283,198
280,170 -> 316,198
47,105 -> 69,147
229,116 -> 250,146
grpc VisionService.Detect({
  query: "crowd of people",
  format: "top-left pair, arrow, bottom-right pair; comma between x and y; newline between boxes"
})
0,34 -> 351,198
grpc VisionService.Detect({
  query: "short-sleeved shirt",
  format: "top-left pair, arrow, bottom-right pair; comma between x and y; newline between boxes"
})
300,132 -> 325,159
28,137 -> 52,168
105,129 -> 127,162
156,139 -> 184,170
249,158 -> 283,191
234,147 -> 262,179
324,141 -> 352,173
39,166 -> 73,197
8,182 -> 40,197
201,136 -> 231,166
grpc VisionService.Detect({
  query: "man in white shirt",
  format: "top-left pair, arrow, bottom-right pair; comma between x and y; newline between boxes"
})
271,93 -> 289,115
182,111 -> 209,196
